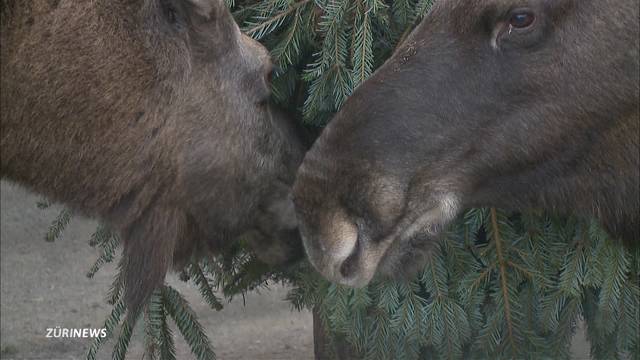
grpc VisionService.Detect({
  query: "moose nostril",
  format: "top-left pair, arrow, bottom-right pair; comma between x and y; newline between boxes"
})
264,62 -> 275,85
339,235 -> 360,278
265,69 -> 273,85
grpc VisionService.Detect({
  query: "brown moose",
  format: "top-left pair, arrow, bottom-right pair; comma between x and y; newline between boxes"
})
293,0 -> 639,287
1,0 -> 305,315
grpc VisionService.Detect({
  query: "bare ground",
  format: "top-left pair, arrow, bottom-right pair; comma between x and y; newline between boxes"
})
0,181 -> 313,360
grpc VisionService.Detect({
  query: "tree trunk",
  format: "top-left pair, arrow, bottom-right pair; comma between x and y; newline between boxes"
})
312,306 -> 360,360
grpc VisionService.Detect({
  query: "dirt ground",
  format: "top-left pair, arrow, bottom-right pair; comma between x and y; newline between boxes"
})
1,180 -> 593,360
0,181 -> 313,360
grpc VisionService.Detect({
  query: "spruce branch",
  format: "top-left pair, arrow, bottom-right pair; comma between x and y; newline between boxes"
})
88,224 -> 112,247
351,5 -> 373,87
112,316 -> 136,360
107,258 -> 126,305
45,208 -> 72,242
162,285 -> 216,360
187,262 -> 224,311
36,198 -> 52,209
489,207 -> 516,353
86,297 -> 127,360
159,303 -> 177,360
245,0 -> 311,39
86,230 -> 120,278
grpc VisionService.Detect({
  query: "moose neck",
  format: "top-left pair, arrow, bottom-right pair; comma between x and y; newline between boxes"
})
483,111 -> 639,244
559,111 -> 638,243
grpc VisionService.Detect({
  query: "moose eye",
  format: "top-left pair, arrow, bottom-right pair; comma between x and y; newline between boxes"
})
509,11 -> 535,28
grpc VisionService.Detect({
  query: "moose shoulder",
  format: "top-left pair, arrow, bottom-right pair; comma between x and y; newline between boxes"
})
1,0 -> 304,314
293,0 -> 639,287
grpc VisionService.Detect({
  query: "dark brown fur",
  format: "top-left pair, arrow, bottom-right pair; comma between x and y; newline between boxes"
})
1,0 -> 304,315
293,0 -> 639,287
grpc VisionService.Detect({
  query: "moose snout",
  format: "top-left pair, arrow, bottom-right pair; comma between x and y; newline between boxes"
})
322,217 -> 365,285
296,206 -> 385,287
292,154 -> 397,287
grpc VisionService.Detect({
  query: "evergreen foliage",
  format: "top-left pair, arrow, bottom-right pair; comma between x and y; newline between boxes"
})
40,206 -> 295,360
288,210 -> 639,359
45,208 -> 72,242
237,0 -> 433,125
37,1 -> 638,359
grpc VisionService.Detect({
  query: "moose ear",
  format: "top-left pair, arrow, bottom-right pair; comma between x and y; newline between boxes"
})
186,0 -> 226,20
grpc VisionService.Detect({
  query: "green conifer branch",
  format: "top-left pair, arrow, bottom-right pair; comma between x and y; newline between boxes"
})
45,208 -> 72,242
489,207 -> 516,353
86,297 -> 127,360
162,285 -> 216,360
188,262 -> 224,311
112,316 -> 136,360
245,0 -> 311,39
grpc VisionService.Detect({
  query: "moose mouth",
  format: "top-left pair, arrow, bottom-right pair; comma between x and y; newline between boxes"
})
375,224 -> 442,281
337,229 -> 438,287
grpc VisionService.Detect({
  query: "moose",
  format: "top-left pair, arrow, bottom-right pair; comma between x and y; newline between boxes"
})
1,0 -> 305,315
293,0 -> 639,287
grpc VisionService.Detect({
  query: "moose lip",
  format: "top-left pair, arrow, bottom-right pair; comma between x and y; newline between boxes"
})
320,196 -> 457,288
333,216 -> 431,287
374,208 -> 451,279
